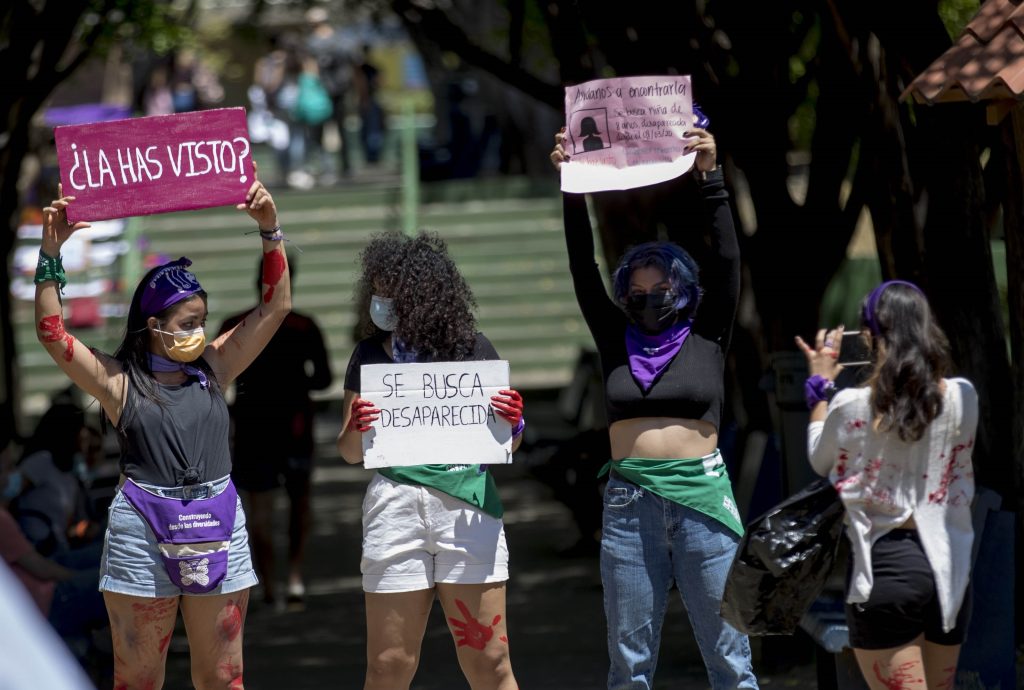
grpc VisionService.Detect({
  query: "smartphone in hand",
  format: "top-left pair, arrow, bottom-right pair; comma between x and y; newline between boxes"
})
837,331 -> 871,367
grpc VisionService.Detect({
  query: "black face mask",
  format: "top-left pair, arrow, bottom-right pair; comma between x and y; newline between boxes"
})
625,290 -> 678,333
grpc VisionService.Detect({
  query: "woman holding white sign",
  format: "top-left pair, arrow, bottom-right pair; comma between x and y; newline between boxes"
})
337,233 -> 523,690
34,173 -> 290,690
551,125 -> 758,690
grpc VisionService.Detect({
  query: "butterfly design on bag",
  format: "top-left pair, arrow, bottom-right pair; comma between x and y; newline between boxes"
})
179,558 -> 211,587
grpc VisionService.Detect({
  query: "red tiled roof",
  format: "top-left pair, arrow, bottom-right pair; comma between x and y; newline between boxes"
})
903,0 -> 1024,104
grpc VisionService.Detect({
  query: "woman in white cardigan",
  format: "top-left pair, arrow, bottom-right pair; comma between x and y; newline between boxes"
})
796,280 -> 976,690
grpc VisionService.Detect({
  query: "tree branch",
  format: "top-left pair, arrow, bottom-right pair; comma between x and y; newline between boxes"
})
391,0 -> 563,107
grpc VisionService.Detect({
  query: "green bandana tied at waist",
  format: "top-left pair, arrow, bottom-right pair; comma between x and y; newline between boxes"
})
379,465 -> 503,519
599,452 -> 744,537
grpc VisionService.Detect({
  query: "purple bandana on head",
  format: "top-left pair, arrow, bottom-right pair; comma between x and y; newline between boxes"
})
862,280 -> 924,335
141,257 -> 203,317
626,319 -> 692,393
148,353 -> 209,390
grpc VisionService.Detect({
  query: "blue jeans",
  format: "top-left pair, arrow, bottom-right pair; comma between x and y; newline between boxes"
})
601,472 -> 758,690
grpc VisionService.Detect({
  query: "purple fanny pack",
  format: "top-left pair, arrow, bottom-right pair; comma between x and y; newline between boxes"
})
120,478 -> 238,594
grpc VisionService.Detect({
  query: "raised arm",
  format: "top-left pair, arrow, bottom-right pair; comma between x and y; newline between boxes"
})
552,131 -> 623,339
205,171 -> 292,385
35,188 -> 126,423
685,128 -> 739,350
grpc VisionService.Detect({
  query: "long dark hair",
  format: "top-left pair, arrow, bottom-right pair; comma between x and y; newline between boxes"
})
355,232 -> 478,361
864,283 -> 951,443
111,264 -> 219,417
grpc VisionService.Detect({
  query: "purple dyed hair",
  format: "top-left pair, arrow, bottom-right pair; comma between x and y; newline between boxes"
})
612,241 -> 701,315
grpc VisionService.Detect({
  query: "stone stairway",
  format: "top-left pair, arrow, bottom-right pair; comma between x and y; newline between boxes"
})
13,177 -> 598,413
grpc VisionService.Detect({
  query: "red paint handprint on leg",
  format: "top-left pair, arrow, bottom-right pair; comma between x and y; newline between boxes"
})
448,599 -> 500,650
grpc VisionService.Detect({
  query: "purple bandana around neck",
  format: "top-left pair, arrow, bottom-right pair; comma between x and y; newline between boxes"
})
149,353 -> 209,390
391,336 -> 419,363
141,257 -> 203,317
625,319 -> 692,393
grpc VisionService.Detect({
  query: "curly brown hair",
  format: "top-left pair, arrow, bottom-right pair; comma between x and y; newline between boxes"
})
355,232 -> 478,361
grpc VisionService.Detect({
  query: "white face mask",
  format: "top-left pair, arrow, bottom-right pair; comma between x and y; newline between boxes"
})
370,295 -> 398,332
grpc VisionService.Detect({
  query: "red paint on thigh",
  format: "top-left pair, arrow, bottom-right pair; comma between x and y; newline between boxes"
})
158,630 -> 172,654
131,597 -> 178,623
872,660 -> 924,690
261,250 -> 286,303
218,600 -> 244,642
448,599 -> 500,651
38,314 -> 75,361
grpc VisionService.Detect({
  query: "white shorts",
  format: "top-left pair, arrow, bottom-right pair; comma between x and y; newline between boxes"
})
361,472 -> 510,593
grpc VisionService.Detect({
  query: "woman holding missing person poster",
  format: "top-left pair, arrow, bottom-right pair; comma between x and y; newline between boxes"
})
34,171 -> 289,690
550,124 -> 758,690
337,232 -> 523,690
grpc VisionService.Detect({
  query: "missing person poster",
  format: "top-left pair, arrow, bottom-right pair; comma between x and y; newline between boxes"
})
359,360 -> 513,468
560,75 -> 698,193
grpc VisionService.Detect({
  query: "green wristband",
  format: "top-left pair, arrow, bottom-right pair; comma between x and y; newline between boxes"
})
34,251 -> 67,291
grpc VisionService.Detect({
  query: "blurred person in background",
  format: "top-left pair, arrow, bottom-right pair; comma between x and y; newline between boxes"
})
355,43 -> 385,165
219,255 -> 333,610
306,6 -> 355,178
8,401 -> 94,558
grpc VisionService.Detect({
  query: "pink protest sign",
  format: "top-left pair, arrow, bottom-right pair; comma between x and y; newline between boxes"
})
560,76 -> 697,193
54,108 -> 253,223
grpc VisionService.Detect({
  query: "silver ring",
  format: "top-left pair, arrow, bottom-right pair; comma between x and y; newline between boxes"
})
824,340 -> 835,348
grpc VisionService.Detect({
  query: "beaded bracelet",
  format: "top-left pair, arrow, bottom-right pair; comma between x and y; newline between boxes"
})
804,375 -> 836,410
34,251 -> 67,292
259,225 -> 284,241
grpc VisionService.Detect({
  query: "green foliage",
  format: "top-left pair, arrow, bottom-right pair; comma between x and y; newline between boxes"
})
937,0 -> 980,40
81,0 -> 195,56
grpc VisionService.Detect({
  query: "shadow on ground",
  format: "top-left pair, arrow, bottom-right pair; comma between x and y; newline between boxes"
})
163,437 -> 818,689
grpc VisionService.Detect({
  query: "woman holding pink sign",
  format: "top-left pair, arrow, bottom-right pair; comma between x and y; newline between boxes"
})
337,232 -> 524,690
551,121 -> 759,690
34,173 -> 290,690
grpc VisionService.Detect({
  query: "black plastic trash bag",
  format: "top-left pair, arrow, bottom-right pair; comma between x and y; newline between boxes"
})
720,478 -> 845,635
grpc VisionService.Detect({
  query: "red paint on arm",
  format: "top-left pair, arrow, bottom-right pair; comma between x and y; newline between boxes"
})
448,599 -> 500,650
38,314 -> 75,362
261,250 -> 286,304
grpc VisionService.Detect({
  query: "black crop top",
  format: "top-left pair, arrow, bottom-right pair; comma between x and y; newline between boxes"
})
562,172 -> 739,429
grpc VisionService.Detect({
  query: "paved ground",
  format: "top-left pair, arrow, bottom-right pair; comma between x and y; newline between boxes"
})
160,417 -> 819,690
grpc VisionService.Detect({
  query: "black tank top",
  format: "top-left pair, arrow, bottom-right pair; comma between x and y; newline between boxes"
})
117,376 -> 231,486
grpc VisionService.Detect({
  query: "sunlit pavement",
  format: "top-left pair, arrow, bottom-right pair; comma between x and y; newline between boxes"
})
160,414 -> 817,690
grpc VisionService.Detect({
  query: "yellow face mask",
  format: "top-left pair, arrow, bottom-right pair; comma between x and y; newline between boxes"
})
154,326 -> 206,363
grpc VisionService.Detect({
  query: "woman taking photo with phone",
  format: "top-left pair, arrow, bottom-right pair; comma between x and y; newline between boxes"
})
337,232 -> 524,690
797,280 -> 976,690
550,124 -> 758,690
35,173 -> 290,690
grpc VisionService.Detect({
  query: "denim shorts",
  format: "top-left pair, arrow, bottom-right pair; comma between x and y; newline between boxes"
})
99,475 -> 258,598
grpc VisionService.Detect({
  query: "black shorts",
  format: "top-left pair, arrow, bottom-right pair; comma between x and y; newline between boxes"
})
845,529 -> 971,650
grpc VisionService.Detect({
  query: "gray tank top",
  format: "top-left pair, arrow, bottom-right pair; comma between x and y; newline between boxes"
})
117,378 -> 231,486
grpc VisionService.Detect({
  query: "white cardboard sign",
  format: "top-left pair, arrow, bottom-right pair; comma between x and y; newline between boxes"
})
360,360 -> 513,469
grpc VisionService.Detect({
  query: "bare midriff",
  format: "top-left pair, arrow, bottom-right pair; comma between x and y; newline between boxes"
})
610,417 -> 718,460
